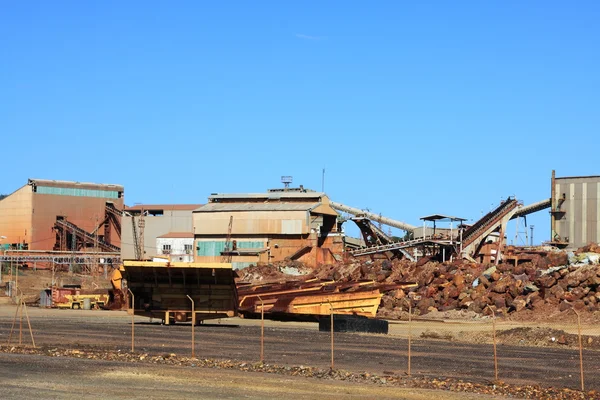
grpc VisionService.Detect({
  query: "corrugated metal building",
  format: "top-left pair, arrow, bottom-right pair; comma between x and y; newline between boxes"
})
551,171 -> 600,249
0,179 -> 124,251
121,204 -> 202,260
192,188 -> 343,269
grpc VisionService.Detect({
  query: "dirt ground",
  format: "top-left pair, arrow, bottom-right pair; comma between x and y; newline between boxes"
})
0,306 -> 599,398
0,352 -> 507,400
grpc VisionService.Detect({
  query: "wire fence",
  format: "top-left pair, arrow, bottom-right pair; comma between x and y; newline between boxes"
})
1,300 -> 599,395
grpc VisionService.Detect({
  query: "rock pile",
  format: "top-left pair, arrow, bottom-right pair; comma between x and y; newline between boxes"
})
237,246 -> 600,318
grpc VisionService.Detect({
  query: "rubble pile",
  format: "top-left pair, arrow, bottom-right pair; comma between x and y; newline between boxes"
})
238,245 -> 600,319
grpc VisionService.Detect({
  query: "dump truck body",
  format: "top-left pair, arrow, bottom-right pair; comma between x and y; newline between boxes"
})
122,261 -> 238,324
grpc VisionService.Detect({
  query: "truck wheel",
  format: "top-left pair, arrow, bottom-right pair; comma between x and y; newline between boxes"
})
73,303 -> 80,310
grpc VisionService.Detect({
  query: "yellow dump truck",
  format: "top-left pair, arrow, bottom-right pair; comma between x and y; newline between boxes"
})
122,261 -> 238,325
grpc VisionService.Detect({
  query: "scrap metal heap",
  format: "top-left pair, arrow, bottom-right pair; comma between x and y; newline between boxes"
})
237,278 -> 416,319
237,242 -> 600,320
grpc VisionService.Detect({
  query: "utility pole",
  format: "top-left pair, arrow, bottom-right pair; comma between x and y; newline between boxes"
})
530,225 -> 535,246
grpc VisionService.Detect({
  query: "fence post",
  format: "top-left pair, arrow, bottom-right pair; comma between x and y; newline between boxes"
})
408,302 -> 412,376
487,306 -> 498,381
257,295 -> 264,364
127,289 -> 135,353
574,309 -> 585,391
186,295 -> 195,358
328,300 -> 334,370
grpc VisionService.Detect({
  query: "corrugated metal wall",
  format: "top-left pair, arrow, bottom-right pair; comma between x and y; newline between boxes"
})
193,211 -> 309,235
555,177 -> 600,248
196,240 -> 265,256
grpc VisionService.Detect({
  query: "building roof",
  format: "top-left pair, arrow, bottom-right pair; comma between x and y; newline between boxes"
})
208,191 -> 326,202
194,202 -> 323,212
420,214 -> 467,222
28,178 -> 124,191
125,204 -> 203,211
157,232 -> 195,239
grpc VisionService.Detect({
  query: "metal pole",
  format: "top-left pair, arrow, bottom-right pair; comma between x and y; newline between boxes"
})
575,309 -> 585,391
23,298 -> 35,348
258,295 -> 264,363
328,300 -> 334,370
186,294 -> 195,358
19,296 -> 23,345
408,302 -> 412,376
127,288 -> 134,353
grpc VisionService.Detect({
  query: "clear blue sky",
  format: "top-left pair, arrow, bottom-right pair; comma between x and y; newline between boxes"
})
1,1 -> 599,243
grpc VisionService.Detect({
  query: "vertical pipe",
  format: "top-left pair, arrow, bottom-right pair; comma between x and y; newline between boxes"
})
408,302 -> 412,376
258,295 -> 264,363
128,289 -> 135,353
186,295 -> 195,358
575,310 -> 585,391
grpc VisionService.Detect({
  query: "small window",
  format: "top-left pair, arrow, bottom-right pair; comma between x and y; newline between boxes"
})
184,244 -> 192,254
162,244 -> 172,254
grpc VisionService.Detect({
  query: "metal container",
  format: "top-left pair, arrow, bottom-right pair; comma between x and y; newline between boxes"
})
83,298 -> 92,310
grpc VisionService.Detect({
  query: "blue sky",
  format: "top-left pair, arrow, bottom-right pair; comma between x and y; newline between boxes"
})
1,1 -> 599,243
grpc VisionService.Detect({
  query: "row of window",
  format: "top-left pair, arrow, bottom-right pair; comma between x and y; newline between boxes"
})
161,244 -> 193,254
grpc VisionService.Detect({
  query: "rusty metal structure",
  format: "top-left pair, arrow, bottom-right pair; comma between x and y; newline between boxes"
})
0,179 -> 124,252
193,188 -> 342,268
122,260 -> 238,324
237,279 -> 417,319
335,197 -> 552,264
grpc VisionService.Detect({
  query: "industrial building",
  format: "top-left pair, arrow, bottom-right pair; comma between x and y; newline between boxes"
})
551,171 -> 600,249
0,178 -> 124,253
192,188 -> 342,269
156,232 -> 194,262
121,204 -> 201,260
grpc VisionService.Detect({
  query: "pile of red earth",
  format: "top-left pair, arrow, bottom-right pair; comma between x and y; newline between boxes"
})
238,245 -> 600,318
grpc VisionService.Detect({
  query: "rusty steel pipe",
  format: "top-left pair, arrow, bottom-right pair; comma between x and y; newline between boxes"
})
329,201 -> 417,232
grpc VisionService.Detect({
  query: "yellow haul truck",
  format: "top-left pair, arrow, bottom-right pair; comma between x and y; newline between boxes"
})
122,261 -> 238,325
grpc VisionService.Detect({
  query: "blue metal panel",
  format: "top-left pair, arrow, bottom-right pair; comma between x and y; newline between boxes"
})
196,240 -> 265,256
36,186 -> 119,199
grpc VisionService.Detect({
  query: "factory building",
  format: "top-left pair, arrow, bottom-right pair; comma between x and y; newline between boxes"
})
551,171 -> 600,249
192,188 -> 343,269
121,204 -> 201,260
0,179 -> 124,252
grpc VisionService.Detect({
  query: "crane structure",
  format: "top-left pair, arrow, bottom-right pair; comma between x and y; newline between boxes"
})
221,216 -> 234,263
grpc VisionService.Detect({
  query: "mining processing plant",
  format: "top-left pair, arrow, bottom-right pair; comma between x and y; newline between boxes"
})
0,171 -> 598,271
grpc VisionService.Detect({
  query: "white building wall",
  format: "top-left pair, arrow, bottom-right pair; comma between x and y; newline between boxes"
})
156,237 -> 194,262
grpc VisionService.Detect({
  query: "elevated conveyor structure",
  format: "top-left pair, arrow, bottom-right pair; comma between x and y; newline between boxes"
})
54,217 -> 120,253
460,197 -> 520,261
329,201 -> 417,233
